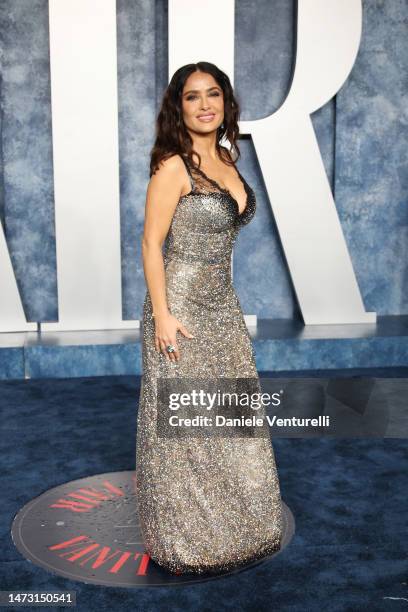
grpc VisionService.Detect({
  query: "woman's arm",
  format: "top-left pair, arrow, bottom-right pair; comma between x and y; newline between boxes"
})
141,155 -> 194,362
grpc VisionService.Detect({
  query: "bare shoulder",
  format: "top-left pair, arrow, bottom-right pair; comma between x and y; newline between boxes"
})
150,154 -> 186,184
147,154 -> 189,206
146,154 -> 187,212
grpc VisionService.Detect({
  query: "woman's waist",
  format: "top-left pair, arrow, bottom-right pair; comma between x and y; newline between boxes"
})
164,253 -> 232,267
164,257 -> 234,299
164,253 -> 232,270
163,232 -> 235,266
143,279 -> 239,316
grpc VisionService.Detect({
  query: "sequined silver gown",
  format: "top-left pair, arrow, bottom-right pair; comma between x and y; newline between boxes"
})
136,154 -> 283,574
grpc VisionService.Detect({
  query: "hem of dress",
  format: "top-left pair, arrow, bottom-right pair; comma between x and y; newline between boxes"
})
146,536 -> 282,576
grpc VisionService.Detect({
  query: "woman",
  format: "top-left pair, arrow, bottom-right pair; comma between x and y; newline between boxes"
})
135,61 -> 283,575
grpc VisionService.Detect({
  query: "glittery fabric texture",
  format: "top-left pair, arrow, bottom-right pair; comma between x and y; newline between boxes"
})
135,155 -> 283,574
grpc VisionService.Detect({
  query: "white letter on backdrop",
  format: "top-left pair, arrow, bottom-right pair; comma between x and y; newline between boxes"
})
170,0 -> 376,325
42,0 -> 138,331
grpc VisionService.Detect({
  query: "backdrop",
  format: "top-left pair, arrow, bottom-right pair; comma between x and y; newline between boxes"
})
0,0 -> 406,325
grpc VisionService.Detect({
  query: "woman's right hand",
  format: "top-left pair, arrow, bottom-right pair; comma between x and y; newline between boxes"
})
153,312 -> 195,361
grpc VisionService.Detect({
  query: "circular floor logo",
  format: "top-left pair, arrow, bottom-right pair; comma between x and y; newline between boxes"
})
11,471 -> 294,587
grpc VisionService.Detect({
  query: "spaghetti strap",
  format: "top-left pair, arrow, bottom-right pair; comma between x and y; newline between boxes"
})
180,155 -> 194,191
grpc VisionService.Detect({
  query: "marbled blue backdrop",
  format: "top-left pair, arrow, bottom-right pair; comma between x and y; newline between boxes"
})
0,0 -> 406,325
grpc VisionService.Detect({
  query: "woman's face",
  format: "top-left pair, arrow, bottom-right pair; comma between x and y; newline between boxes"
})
181,71 -> 224,135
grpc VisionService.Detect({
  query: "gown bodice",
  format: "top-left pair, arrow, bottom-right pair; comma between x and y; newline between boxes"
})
163,154 -> 256,267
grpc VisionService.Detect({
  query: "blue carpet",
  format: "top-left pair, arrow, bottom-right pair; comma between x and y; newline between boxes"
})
1,370 -> 407,611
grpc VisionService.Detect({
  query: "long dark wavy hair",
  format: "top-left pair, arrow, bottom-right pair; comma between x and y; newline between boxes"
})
149,61 -> 241,177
